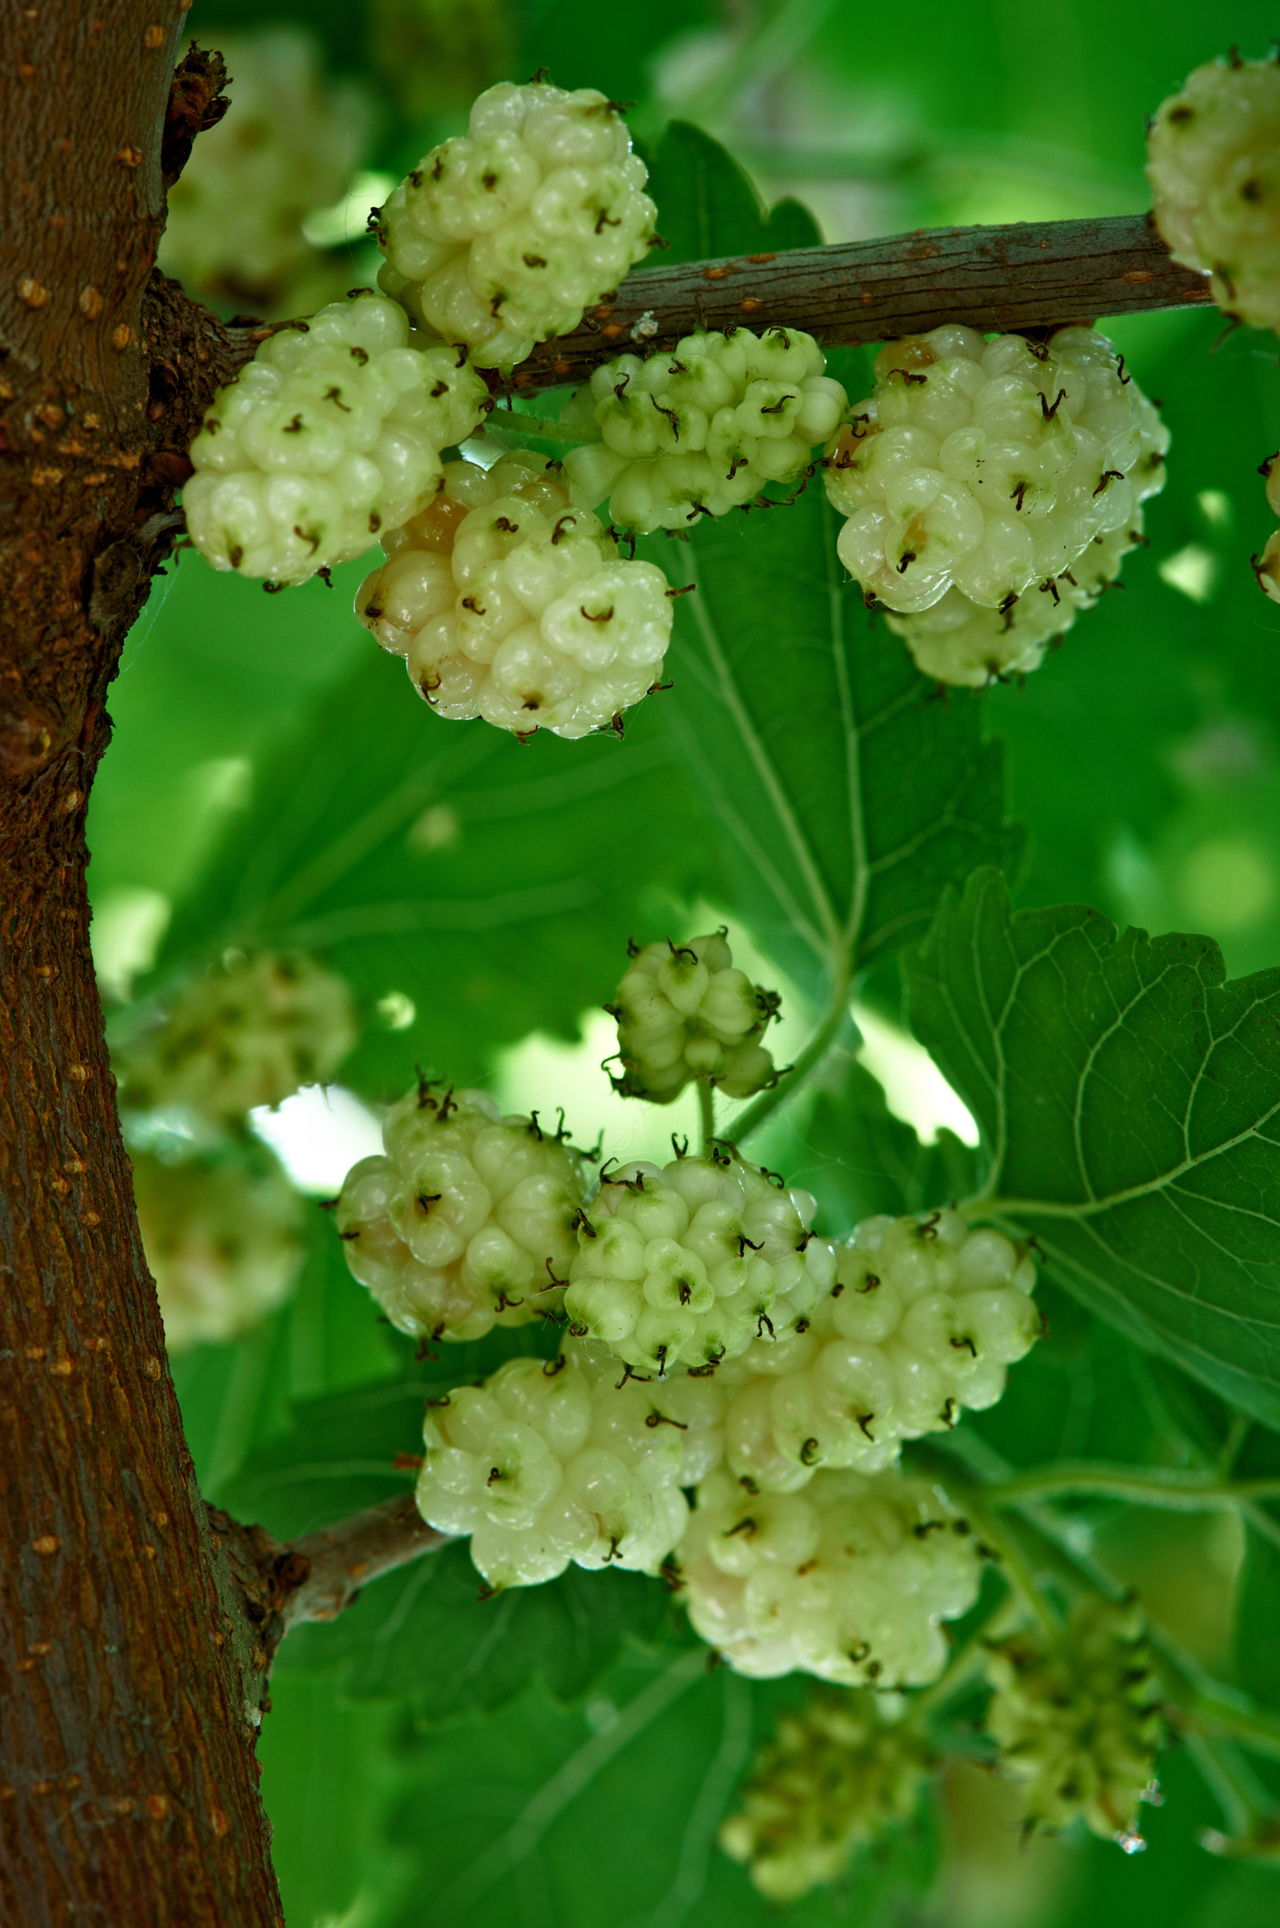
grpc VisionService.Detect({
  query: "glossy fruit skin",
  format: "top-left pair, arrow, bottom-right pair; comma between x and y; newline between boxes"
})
824,324 -> 1167,682
563,1149 -> 835,1375
676,1463 -> 983,1687
716,1209 -> 1039,1492
185,292 -> 488,585
563,326 -> 847,531
608,931 -> 779,1104
357,450 -> 672,738
1148,54 -> 1280,333
379,81 -> 657,368
414,1341 -> 720,1587
336,1085 -> 589,1343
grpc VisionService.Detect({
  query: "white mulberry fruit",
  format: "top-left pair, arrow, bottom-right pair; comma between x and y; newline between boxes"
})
562,326 -> 847,530
118,951 -> 356,1125
563,1147 -> 834,1375
719,1690 -> 934,1902
1147,53 -> 1280,333
184,291 -> 489,585
159,27 -> 370,316
886,519 -> 1146,687
414,1342 -> 719,1587
356,449 -> 672,737
717,1210 -> 1039,1494
377,80 -> 657,369
134,1149 -> 305,1352
336,1084 -> 589,1342
985,1594 -> 1164,1844
676,1464 -> 983,1686
824,325 -> 1168,622
607,930 -> 780,1104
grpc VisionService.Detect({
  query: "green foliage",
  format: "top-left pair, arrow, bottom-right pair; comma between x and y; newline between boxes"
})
645,119 -> 822,262
378,1654 -> 938,1928
908,868 -> 1280,1424
258,1682 -> 409,1928
767,1058 -> 980,1231
144,637 -> 702,1089
1234,1524 -> 1280,1713
654,494 -> 1022,1001
283,1548 -> 678,1725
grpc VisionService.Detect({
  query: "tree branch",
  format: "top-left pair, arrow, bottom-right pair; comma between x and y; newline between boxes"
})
207,1497 -> 449,1689
211,214 -> 1211,407
510,213 -> 1211,391
280,1496 -> 448,1633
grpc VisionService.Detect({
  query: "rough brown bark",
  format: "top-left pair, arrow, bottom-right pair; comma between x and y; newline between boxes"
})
512,213 -> 1212,391
0,8 -> 281,1923
208,1497 -> 450,1680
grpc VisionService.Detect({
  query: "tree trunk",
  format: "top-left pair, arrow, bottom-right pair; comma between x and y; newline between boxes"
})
0,5 -> 281,1920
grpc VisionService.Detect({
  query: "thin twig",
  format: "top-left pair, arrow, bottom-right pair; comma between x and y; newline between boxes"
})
277,1493 -> 449,1635
216,214 -> 1212,399
513,213 -> 1210,392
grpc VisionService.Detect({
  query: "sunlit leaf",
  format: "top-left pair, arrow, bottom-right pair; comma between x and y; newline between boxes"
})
908,869 -> 1280,1424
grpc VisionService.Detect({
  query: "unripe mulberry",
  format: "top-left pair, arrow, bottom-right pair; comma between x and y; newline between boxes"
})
676,1465 -> 983,1686
377,80 -> 656,369
159,28 -> 370,317
133,1149 -> 306,1352
1147,53 -> 1280,333
356,450 -> 672,737
608,931 -> 780,1104
824,325 -> 1168,622
886,519 -> 1145,687
984,1594 -> 1164,1844
1255,528 -> 1280,603
563,1147 -> 835,1375
719,1690 -> 935,1902
414,1342 -> 719,1587
118,951 -> 356,1125
184,291 -> 489,585
1255,453 -> 1280,603
562,327 -> 848,531
717,1210 -> 1039,1493
336,1084 -> 590,1342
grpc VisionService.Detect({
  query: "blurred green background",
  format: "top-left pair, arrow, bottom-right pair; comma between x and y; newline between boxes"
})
95,2 -> 1280,1922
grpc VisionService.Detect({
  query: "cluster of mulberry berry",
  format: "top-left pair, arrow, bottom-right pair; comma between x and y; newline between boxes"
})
1147,52 -> 1280,335
607,931 -> 779,1104
414,1342 -> 720,1586
886,521 -> 1141,686
133,1148 -> 306,1353
562,327 -> 848,530
676,1464 -> 984,1686
719,1690 -> 934,1901
118,950 -> 357,1126
824,325 -> 1168,684
184,292 -> 489,585
356,449 -> 672,737
377,80 -> 657,369
562,1147 -> 834,1375
336,1082 -> 590,1342
715,1210 -> 1040,1493
118,949 -> 355,1349
984,1594 -> 1165,1844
